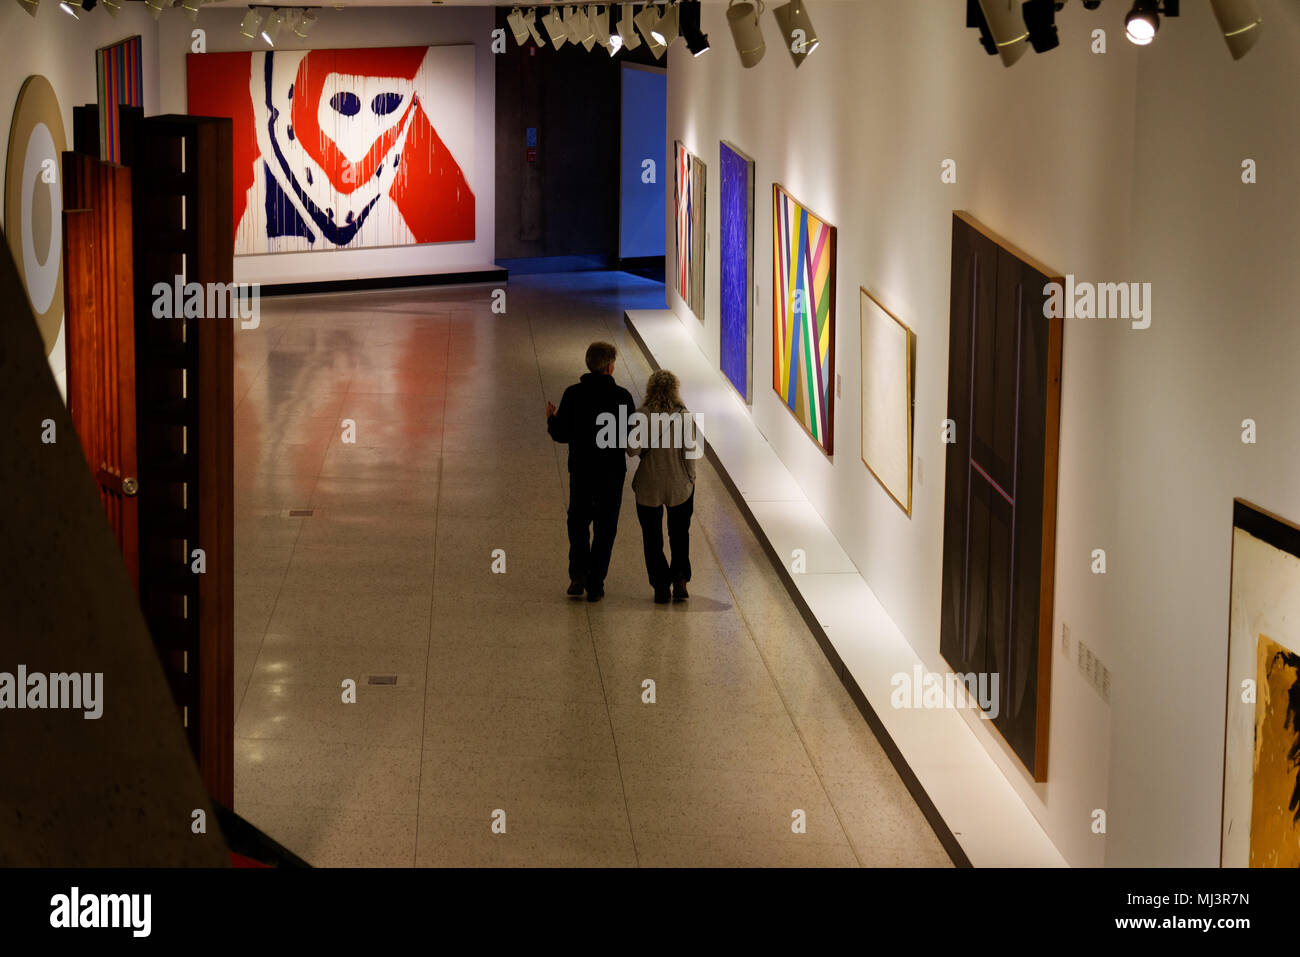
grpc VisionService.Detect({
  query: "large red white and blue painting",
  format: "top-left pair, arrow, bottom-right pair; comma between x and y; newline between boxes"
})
719,140 -> 754,402
186,45 -> 476,255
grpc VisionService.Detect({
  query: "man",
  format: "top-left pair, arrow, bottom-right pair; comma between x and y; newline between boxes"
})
546,342 -> 635,603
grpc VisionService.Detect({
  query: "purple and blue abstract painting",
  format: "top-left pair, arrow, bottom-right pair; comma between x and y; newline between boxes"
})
719,141 -> 754,402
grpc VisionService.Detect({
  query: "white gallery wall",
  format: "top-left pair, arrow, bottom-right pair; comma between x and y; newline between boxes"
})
666,0 -> 1300,866
1113,2 -> 1300,866
157,5 -> 496,286
0,3 -> 163,395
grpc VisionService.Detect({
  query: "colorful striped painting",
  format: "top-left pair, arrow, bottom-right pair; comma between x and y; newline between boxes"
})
674,141 -> 706,321
719,140 -> 754,402
772,184 -> 836,454
96,35 -> 143,164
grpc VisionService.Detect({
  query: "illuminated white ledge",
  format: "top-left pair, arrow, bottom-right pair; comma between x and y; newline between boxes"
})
625,307 -> 1066,869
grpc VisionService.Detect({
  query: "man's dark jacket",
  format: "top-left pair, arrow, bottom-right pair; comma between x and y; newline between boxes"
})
547,372 -> 636,478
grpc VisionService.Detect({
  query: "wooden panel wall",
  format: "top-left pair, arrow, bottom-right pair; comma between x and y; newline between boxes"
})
62,152 -> 139,589
940,210 -> 1063,782
121,110 -> 235,807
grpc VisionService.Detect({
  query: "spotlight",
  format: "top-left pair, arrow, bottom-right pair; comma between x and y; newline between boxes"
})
144,0 -> 167,18
592,4 -> 615,51
659,1 -> 680,46
773,0 -> 818,66
1209,0 -> 1262,60
239,7 -> 264,41
680,0 -> 709,55
102,0 -> 121,15
560,4 -> 580,43
969,0 -> 1029,67
542,5 -> 568,47
1021,0 -> 1060,53
507,6 -> 530,45
261,7 -> 285,44
967,0 -> 997,55
179,0 -> 202,21
525,7 -> 548,46
635,3 -> 666,50
15,0 -> 40,17
569,4 -> 596,49
1125,0 -> 1160,44
58,0 -> 79,17
726,0 -> 766,68
617,3 -> 642,49
292,8 -> 317,37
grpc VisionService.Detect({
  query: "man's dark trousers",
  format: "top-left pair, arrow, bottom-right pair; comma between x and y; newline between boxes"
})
568,472 -> 624,589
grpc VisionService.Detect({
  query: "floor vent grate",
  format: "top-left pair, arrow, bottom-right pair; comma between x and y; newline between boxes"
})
286,508 -> 315,517
367,674 -> 398,686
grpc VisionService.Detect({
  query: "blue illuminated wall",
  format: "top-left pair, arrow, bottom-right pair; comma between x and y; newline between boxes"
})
719,140 -> 755,401
619,64 -> 667,260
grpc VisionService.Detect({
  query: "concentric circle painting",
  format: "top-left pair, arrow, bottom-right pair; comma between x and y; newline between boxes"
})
4,74 -> 66,357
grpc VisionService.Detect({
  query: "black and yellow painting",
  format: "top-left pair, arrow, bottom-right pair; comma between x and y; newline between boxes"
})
1250,635 -> 1300,867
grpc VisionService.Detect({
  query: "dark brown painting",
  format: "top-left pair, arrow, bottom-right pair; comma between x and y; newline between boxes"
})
939,211 -> 1063,782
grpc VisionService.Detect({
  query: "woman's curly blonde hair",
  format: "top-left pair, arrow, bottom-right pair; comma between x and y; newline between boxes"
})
644,369 -> 685,414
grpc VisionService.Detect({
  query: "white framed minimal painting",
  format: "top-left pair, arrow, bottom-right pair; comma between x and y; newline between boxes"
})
859,288 -> 915,515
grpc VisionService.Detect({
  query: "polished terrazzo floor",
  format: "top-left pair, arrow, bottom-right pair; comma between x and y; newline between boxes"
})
231,271 -> 951,867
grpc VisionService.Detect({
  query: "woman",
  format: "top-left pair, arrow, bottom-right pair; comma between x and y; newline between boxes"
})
627,370 -> 696,604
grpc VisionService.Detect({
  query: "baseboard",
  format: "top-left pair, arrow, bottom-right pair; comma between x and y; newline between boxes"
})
617,256 -> 666,282
624,312 -> 973,869
260,267 -> 508,298
495,255 -> 612,274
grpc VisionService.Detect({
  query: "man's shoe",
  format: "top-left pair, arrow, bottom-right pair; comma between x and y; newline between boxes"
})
654,584 -> 671,604
672,580 -> 690,602
586,585 -> 605,603
566,581 -> 585,598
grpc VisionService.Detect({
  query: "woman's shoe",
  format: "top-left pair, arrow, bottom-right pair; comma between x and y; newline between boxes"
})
654,584 -> 672,604
672,580 -> 689,602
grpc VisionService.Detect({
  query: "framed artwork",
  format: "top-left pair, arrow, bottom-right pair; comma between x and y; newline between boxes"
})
938,211 -> 1062,782
719,140 -> 754,402
772,183 -> 836,455
1221,499 -> 1300,867
95,35 -> 143,164
674,140 -> 706,321
4,75 -> 67,358
186,46 -> 476,255
860,289 -> 915,515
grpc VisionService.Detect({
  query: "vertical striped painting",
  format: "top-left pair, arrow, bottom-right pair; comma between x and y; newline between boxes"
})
96,35 -> 143,164
719,140 -> 754,401
772,184 -> 836,454
674,141 -> 706,321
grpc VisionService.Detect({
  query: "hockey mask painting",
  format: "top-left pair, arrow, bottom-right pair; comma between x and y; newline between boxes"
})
186,45 -> 476,254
